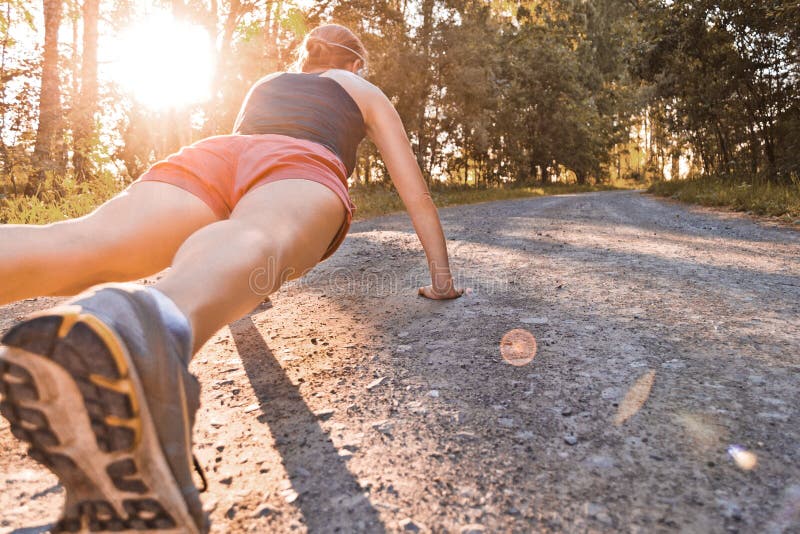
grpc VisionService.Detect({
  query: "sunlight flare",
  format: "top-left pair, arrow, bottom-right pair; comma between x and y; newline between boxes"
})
103,12 -> 214,110
500,328 -> 537,367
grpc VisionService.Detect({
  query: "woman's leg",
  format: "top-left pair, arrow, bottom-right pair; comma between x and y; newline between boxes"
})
0,181 -> 221,305
153,179 -> 346,354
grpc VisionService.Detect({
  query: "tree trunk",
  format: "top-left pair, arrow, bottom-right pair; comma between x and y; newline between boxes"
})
270,1 -> 283,66
413,0 -> 434,186
73,0 -> 99,182
32,0 -> 65,194
0,1 -> 12,185
671,151 -> 681,181
762,125 -> 778,183
713,121 -> 731,174
204,0 -> 245,136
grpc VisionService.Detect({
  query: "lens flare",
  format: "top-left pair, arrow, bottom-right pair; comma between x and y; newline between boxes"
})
613,370 -> 656,426
728,445 -> 758,471
500,328 -> 537,366
674,412 -> 727,452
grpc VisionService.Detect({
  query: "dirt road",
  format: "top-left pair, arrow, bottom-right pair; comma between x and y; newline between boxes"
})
2,190 -> 799,533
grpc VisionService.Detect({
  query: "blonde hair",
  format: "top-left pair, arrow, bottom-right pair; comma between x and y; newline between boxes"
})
290,24 -> 368,73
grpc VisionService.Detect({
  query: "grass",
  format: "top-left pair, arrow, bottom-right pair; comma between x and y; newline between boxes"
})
1,175 -> 633,225
350,181 -> 628,221
1,173 -> 120,224
648,176 -> 800,221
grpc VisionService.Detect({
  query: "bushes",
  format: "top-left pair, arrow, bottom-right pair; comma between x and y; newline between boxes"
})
1,172 -> 123,224
648,176 -> 800,219
1,173 -> 631,226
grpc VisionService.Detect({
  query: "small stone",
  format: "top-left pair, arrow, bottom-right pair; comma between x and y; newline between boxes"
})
399,518 -> 422,532
561,406 -> 573,416
225,505 -> 237,519
214,441 -> 225,452
371,420 -> 394,435
252,506 -> 272,518
601,387 -> 622,400
374,500 -> 400,512
203,498 -> 218,513
460,524 -> 485,534
244,403 -> 261,413
520,317 -> 548,325
584,502 -> 613,525
585,454 -> 615,469
209,418 -> 225,428
497,418 -> 515,428
367,377 -> 387,390
220,476 -> 233,485
428,390 -> 440,398
564,434 -> 578,446
283,490 -> 299,504
212,379 -> 234,389
315,408 -> 335,420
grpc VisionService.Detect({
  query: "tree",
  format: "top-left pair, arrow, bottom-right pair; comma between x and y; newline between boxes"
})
72,0 -> 98,181
32,0 -> 64,192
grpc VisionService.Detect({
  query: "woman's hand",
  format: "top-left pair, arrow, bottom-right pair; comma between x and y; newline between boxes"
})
418,284 -> 465,300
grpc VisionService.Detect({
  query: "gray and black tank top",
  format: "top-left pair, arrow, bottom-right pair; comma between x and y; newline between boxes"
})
232,71 -> 366,176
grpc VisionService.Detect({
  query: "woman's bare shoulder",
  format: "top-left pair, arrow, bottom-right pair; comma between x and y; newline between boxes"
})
254,71 -> 286,84
320,70 -> 387,121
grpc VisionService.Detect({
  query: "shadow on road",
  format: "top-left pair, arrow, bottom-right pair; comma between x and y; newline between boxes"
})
10,526 -> 53,534
230,301 -> 386,533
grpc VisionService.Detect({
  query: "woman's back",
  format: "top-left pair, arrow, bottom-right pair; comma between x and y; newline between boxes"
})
233,71 -> 366,176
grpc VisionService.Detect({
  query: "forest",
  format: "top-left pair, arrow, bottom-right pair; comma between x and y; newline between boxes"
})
0,0 -> 798,221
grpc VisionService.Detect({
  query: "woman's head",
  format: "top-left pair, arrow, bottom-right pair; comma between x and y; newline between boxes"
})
291,24 -> 368,76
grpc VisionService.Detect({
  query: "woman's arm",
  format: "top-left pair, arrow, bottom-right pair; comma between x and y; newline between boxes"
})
363,87 -> 463,299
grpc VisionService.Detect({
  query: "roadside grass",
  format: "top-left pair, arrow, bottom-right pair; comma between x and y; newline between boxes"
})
350,181 -> 630,221
0,174 -> 120,224
648,176 -> 800,220
1,175 -> 634,225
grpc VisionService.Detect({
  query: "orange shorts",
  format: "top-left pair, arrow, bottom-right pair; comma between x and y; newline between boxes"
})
133,133 -> 356,262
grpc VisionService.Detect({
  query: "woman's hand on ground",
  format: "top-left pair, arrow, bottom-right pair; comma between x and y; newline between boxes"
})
418,284 -> 465,300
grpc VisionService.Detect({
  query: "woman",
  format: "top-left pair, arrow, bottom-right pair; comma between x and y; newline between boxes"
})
0,23 -> 462,532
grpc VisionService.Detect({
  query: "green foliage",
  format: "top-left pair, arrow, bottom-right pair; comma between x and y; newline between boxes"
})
635,0 -> 799,184
0,171 -> 121,224
2,0 -> 798,225
648,176 -> 800,219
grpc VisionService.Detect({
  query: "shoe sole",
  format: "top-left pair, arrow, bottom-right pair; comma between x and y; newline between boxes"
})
0,305 -> 200,533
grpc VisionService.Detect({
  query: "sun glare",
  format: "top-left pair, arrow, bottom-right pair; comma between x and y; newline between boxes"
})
104,13 -> 214,111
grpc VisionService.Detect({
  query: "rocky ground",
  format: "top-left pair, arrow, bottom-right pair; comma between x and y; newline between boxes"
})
1,190 -> 799,533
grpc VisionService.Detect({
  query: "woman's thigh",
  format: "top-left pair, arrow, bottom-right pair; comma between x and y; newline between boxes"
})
230,179 -> 347,280
68,180 -> 222,275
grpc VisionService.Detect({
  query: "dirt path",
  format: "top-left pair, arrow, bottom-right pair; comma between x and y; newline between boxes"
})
2,190 -> 799,533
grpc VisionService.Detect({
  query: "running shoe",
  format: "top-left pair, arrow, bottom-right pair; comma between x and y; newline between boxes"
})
0,283 -> 208,532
